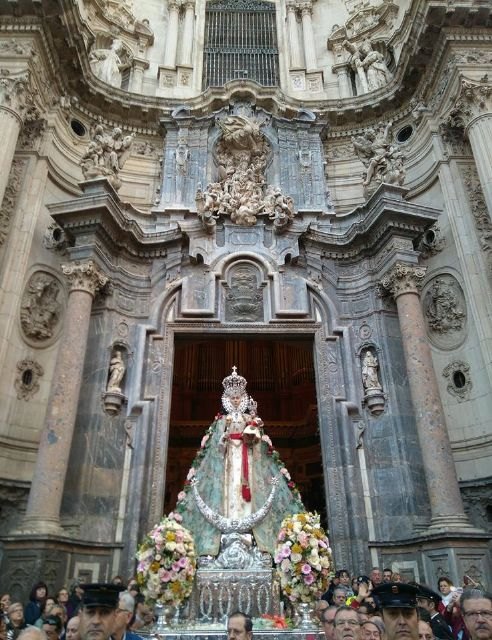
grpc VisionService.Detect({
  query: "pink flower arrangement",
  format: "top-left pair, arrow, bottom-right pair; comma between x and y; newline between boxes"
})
136,514 -> 196,606
274,512 -> 332,603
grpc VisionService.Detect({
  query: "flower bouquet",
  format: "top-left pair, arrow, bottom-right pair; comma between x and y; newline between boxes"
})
136,513 -> 196,606
274,512 -> 331,603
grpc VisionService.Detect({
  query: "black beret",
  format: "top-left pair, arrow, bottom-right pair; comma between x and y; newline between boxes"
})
373,582 -> 419,608
81,583 -> 125,609
417,585 -> 442,604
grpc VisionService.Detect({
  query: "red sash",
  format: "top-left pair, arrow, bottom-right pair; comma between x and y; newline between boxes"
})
229,433 -> 251,502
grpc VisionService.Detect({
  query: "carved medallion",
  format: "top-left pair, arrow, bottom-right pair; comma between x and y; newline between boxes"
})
20,272 -> 65,345
422,274 -> 467,350
225,264 -> 264,322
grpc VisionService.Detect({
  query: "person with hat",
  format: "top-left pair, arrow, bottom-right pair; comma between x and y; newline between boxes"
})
372,582 -> 420,640
78,584 -> 124,640
416,586 -> 453,640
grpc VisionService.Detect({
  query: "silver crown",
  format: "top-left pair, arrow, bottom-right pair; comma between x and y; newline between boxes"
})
222,366 -> 247,395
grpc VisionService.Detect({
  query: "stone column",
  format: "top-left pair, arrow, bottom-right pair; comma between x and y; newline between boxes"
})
0,70 -> 38,208
163,0 -> 181,69
332,63 -> 352,98
130,59 -> 148,94
380,263 -> 472,531
180,0 -> 195,66
449,78 -> 492,215
300,2 -> 317,72
22,261 -> 108,535
286,0 -> 303,69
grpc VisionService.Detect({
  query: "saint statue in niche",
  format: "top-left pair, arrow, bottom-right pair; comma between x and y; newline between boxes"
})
175,367 -> 305,557
107,350 -> 126,392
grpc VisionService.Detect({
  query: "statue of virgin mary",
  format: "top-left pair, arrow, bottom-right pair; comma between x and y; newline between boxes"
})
175,367 -> 305,557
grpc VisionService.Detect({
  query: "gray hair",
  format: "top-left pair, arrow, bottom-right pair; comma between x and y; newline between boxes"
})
118,591 -> 135,613
460,589 -> 492,611
18,629 -> 48,640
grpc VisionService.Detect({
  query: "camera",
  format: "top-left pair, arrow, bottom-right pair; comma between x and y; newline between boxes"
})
357,575 -> 370,585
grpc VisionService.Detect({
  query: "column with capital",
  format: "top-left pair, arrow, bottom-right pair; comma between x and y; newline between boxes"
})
163,0 -> 181,69
300,2 -> 317,72
179,0 -> 195,67
22,261 -> 108,535
286,0 -> 303,70
380,263 -> 473,530
0,70 -> 38,207
449,78 -> 492,215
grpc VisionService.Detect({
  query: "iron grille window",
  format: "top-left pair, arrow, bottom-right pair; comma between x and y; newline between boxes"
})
203,0 -> 279,90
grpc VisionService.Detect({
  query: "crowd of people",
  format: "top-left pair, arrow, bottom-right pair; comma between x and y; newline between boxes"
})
0,578 -> 152,640
0,568 -> 490,640
316,567 -> 489,640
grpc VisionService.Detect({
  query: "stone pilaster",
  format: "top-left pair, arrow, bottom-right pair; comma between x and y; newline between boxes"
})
286,0 -> 302,70
163,0 -> 181,69
300,2 -> 317,72
0,70 -> 39,208
22,261 -> 108,535
380,263 -> 473,531
449,77 -> 492,217
180,0 -> 195,67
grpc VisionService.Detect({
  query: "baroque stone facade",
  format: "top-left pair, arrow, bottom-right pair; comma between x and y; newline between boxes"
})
0,0 -> 491,597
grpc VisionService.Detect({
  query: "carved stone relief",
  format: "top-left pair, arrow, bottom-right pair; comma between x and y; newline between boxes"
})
196,113 -> 296,233
80,122 -> 135,191
89,38 -> 133,89
462,481 -> 492,534
43,222 -> 69,254
447,78 -> 492,131
439,124 -> 472,157
343,39 -> 392,94
15,358 -> 44,400
352,121 -> 405,194
224,263 -> 264,323
463,165 -> 492,274
422,275 -> 466,349
0,159 -> 26,247
442,360 -> 472,402
416,224 -> 446,260
20,272 -> 64,344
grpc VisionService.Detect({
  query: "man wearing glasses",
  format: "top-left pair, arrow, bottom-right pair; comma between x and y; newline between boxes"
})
460,590 -> 492,640
333,606 -> 361,640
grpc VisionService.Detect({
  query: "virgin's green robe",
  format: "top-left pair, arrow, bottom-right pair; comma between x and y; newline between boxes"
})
177,416 -> 305,557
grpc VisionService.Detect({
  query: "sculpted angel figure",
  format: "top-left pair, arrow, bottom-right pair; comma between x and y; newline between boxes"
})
352,121 -> 405,188
175,367 -> 305,556
89,39 -> 131,88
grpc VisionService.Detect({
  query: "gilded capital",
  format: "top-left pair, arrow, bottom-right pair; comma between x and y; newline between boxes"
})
448,77 -> 492,130
0,69 -> 39,124
61,260 -> 109,297
380,263 -> 427,299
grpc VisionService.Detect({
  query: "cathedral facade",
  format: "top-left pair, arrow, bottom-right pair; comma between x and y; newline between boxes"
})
0,0 -> 492,596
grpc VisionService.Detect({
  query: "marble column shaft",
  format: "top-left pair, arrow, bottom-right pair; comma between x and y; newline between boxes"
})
286,3 -> 303,69
164,0 -> 180,69
23,261 -> 108,535
381,263 -> 470,529
180,1 -> 195,66
300,4 -> 317,72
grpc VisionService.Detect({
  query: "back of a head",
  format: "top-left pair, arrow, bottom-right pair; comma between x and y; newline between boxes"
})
18,629 -> 48,640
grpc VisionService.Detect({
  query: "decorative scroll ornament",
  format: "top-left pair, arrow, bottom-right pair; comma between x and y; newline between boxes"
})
80,122 -> 135,191
196,114 -> 297,233
379,263 -> 427,299
0,70 -> 40,123
352,121 -> 405,193
191,475 -> 279,533
61,260 -> 109,296
447,77 -> 492,130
